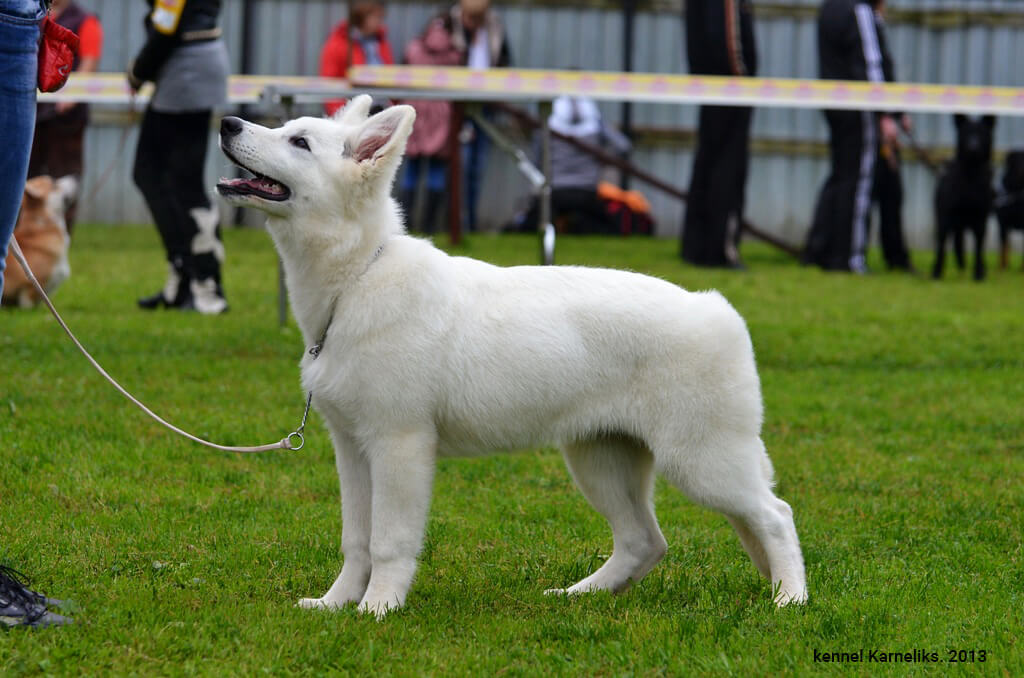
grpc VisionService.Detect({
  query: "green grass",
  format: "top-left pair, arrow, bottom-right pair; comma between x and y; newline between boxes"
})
2,225 -> 1023,676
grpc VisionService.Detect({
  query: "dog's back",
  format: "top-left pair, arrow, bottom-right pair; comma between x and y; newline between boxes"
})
216,99 -> 808,614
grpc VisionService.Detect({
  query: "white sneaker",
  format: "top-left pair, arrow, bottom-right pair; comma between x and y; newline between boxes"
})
190,278 -> 228,315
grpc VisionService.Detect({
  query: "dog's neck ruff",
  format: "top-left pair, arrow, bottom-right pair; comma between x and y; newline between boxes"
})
307,242 -> 385,359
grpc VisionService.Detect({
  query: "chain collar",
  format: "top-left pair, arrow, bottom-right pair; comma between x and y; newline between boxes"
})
287,242 -> 385,450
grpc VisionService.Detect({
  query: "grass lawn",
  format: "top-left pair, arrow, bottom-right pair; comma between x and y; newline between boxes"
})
2,225 -> 1022,676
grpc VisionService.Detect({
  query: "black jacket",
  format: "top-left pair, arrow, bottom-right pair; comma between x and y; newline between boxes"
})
685,0 -> 758,77
131,0 -> 222,84
818,0 -> 887,82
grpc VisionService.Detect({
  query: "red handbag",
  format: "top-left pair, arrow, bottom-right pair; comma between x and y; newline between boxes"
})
37,14 -> 80,93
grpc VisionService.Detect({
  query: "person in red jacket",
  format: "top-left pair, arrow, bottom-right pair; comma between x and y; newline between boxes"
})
320,1 -> 394,116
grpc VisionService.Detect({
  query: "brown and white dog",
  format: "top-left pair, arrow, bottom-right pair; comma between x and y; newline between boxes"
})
2,175 -> 76,308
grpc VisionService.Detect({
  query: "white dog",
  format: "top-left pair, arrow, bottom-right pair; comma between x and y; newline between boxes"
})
216,96 -> 807,617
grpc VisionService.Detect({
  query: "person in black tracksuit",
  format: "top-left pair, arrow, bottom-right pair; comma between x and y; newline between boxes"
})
681,0 -> 758,268
129,0 -> 230,314
805,0 -> 903,273
870,4 -> 913,271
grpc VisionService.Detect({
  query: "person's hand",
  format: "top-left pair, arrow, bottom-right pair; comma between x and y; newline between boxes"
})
900,113 -> 912,134
880,115 -> 901,148
126,62 -> 143,95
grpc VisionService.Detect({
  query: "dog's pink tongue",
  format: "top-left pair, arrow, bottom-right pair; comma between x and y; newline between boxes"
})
219,176 -> 285,195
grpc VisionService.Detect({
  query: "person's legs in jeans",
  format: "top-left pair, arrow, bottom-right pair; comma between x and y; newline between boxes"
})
421,156 -> 447,235
0,0 -> 75,628
462,119 -> 489,232
398,157 -> 422,231
0,0 -> 45,299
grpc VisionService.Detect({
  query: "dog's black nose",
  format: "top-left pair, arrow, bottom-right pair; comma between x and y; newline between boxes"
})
220,116 -> 244,138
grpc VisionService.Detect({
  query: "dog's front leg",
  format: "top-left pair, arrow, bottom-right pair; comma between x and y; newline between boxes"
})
358,429 -> 437,619
299,432 -> 372,610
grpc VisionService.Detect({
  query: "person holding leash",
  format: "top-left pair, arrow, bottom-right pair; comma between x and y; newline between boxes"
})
1,0 -> 74,628
804,0 -> 903,273
681,0 -> 758,269
129,0 -> 230,314
869,0 -> 914,272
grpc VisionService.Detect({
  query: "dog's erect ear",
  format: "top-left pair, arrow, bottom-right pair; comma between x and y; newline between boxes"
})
55,175 -> 79,207
334,94 -> 373,124
352,105 -> 416,164
982,115 -> 996,129
953,113 -> 967,129
24,176 -> 53,202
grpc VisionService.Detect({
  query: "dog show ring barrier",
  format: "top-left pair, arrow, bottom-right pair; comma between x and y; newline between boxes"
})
42,68 -> 1024,325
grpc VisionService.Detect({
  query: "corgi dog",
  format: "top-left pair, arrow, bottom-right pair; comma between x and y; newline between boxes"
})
3,175 -> 76,308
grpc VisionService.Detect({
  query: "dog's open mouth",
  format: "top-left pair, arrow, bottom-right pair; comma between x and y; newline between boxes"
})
217,150 -> 291,202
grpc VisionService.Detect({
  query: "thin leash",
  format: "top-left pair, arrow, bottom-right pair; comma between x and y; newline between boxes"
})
76,96 -> 138,216
901,128 -> 942,178
7,237 -> 319,453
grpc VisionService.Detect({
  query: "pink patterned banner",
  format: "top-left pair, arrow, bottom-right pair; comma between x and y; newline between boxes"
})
350,66 -> 1024,117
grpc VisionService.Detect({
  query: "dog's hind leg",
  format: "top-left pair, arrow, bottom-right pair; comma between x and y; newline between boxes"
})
547,435 -> 667,595
658,435 -> 807,606
725,516 -> 770,579
357,429 -> 437,618
299,429 -> 373,610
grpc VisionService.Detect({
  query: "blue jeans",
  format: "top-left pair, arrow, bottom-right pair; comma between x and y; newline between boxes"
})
462,119 -> 490,232
401,156 -> 447,194
0,0 -> 45,300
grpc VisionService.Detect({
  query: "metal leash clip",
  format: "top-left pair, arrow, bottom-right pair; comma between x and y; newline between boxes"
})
286,391 -> 314,450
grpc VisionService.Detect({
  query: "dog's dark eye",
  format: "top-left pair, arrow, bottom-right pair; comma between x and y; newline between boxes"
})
290,136 -> 310,151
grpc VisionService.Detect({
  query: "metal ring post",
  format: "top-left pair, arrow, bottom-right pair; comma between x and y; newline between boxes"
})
538,100 -> 554,265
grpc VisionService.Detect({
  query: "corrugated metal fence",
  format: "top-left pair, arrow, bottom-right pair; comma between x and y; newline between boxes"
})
74,0 -> 1024,249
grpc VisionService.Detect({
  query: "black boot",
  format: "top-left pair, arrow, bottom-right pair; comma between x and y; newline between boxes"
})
138,257 -> 192,310
189,251 -> 228,315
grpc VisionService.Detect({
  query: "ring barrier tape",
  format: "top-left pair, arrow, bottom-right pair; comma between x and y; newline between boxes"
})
348,66 -> 1024,116
39,67 -> 1024,116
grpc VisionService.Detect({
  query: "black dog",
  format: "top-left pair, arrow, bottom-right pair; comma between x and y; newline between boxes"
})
995,150 -> 1024,270
932,115 -> 996,281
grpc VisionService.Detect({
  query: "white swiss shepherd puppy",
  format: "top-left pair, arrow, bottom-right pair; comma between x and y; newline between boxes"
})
216,96 -> 807,617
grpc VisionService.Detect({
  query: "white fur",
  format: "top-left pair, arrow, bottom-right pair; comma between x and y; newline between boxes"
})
216,97 -> 807,617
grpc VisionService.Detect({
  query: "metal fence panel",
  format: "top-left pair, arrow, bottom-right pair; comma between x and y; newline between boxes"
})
71,0 -> 1024,251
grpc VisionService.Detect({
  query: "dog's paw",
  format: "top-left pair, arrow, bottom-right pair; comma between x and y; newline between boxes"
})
543,587 -> 570,596
774,588 -> 809,607
357,596 -> 401,619
297,597 -> 344,611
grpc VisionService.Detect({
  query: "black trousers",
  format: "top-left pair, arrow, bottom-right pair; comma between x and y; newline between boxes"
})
29,109 -> 86,235
681,105 -> 752,267
805,109 -> 877,272
132,108 -> 222,281
872,148 -> 911,269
